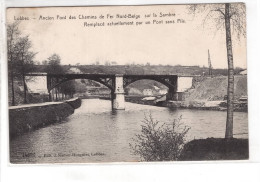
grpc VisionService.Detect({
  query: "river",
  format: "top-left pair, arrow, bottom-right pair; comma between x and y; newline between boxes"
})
10,99 -> 248,163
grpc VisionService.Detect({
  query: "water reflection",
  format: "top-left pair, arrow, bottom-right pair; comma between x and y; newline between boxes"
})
10,99 -> 248,163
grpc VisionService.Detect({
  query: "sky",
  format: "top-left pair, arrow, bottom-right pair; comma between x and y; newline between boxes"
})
6,4 -> 247,68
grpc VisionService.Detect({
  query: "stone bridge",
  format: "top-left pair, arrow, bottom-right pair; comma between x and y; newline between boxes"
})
26,73 -> 191,110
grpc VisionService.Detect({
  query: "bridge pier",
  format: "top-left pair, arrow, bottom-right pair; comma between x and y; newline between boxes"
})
166,88 -> 178,101
112,75 -> 125,110
166,77 -> 178,101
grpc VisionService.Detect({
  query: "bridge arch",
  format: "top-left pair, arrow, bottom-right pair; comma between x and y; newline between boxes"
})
124,79 -> 169,97
124,78 -> 174,90
47,74 -> 115,92
123,75 -> 178,101
48,77 -> 114,92
123,76 -> 177,90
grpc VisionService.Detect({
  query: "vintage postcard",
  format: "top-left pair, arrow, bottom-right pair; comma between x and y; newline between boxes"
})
6,3 -> 248,164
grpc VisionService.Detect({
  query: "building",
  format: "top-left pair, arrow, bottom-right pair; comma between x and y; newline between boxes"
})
67,67 -> 82,74
159,89 -> 168,95
143,89 -> 153,96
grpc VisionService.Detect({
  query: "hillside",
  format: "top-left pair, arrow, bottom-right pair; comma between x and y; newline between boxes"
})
34,65 -> 245,76
185,75 -> 247,101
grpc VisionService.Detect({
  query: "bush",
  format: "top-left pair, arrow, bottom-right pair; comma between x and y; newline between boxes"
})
130,114 -> 190,161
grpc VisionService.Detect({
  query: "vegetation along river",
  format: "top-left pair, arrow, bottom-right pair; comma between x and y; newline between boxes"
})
10,99 -> 248,163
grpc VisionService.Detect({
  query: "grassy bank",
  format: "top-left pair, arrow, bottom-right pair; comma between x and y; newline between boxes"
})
179,138 -> 249,161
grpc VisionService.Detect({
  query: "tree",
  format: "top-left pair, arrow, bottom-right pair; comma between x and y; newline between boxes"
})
44,54 -> 65,101
42,60 -> 48,65
7,22 -> 20,106
188,3 -> 246,138
45,54 -> 64,74
44,54 -> 77,100
130,114 -> 190,161
104,61 -> 111,66
7,22 -> 36,105
60,80 -> 76,99
14,36 -> 36,103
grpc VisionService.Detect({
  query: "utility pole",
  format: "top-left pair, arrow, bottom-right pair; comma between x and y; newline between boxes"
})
208,49 -> 213,77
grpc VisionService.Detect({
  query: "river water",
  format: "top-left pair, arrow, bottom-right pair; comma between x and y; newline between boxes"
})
10,99 -> 248,163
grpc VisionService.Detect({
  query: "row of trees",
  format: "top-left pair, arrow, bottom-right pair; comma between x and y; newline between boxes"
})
43,54 -> 76,101
7,22 -> 36,105
7,22 -> 76,105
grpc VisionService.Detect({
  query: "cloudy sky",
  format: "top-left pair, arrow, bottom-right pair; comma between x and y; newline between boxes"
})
7,4 -> 247,68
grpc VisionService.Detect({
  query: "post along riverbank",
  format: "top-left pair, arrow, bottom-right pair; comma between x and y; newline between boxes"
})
9,98 -> 81,138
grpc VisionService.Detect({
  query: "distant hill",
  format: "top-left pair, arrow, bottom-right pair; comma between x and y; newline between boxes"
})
34,65 -> 245,76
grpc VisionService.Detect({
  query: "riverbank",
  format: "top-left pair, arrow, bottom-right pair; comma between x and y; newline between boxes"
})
9,98 -> 81,139
180,138 -> 249,160
124,97 -> 247,112
124,75 -> 248,112
163,100 -> 247,112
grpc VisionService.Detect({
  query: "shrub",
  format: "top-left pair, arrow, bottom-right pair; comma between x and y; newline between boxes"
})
130,114 -> 190,161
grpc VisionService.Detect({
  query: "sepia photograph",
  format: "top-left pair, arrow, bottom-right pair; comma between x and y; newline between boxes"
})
6,3 -> 248,164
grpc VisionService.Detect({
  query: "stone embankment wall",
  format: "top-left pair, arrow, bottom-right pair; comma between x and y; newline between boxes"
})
9,98 -> 81,138
163,100 -> 247,112
65,98 -> 81,109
